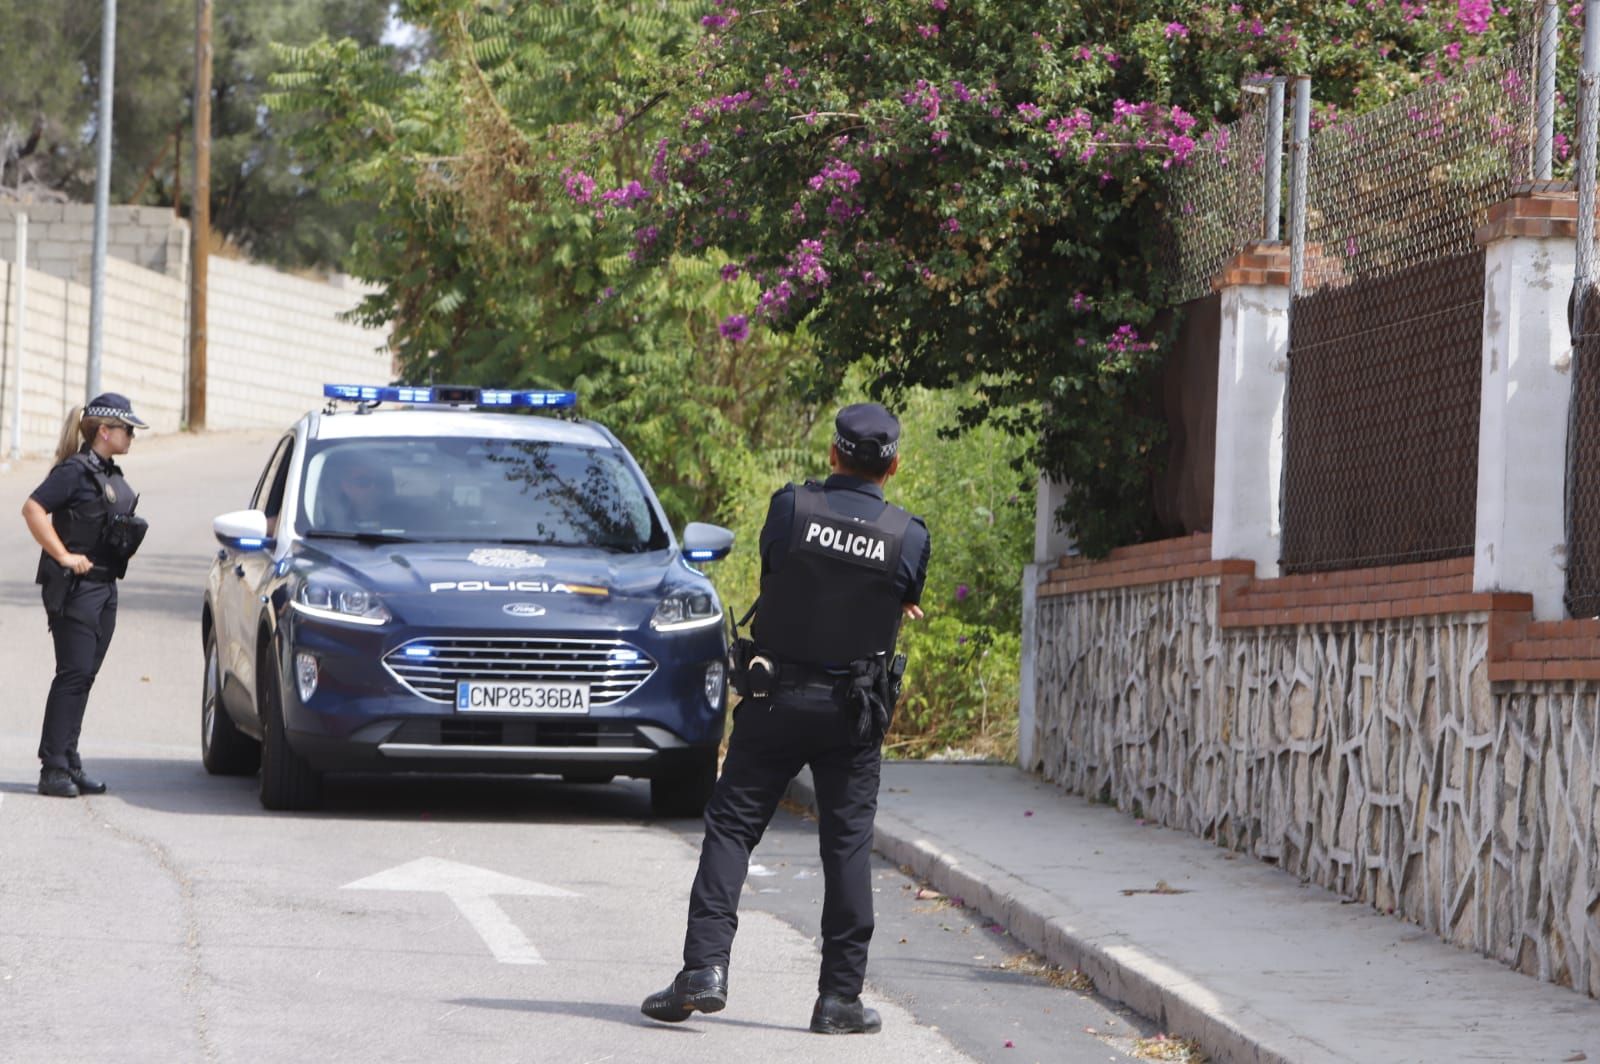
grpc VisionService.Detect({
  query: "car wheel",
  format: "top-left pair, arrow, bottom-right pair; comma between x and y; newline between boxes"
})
201,628 -> 260,776
650,749 -> 718,818
258,641 -> 322,811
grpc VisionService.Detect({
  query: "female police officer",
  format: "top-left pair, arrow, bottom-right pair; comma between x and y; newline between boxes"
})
21,393 -> 148,798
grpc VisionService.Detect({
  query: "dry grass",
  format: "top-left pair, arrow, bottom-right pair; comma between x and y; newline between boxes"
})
997,950 -> 1096,993
1132,1034 -> 1208,1063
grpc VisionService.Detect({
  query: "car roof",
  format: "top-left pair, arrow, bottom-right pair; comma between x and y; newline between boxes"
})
308,409 -> 614,448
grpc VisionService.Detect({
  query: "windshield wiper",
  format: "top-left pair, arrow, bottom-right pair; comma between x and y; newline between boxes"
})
304,529 -> 414,544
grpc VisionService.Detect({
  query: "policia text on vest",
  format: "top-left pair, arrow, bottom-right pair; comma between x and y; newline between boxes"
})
643,401 -> 930,1036
20,394 -> 150,800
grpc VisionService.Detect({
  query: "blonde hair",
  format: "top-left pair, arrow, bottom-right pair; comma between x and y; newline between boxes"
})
53,406 -> 117,465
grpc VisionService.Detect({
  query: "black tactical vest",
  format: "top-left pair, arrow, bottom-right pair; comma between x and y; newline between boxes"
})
751,482 -> 912,667
36,452 -> 140,582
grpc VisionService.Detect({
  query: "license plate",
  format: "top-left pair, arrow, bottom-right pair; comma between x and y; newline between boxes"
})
455,681 -> 590,714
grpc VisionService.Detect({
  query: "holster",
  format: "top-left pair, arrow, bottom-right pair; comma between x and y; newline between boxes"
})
40,565 -> 74,617
842,655 -> 898,745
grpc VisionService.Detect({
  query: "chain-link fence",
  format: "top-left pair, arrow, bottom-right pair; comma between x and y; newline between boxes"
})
1565,4 -> 1600,616
1164,84 -> 1275,305
1278,34 -> 1539,573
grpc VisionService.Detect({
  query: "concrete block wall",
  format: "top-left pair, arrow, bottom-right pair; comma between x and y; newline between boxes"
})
1,227 -> 390,457
0,203 -> 188,282
0,257 -> 187,455
206,257 -> 391,428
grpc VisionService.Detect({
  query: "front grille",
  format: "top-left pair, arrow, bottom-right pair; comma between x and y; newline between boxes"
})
382,636 -> 656,706
390,719 -> 642,747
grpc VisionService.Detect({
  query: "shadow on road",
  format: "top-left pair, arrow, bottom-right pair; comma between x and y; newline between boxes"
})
2,755 -> 684,825
448,996 -> 800,1034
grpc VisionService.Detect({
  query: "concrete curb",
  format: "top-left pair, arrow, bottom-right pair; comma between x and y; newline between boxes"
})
785,773 -> 1325,1064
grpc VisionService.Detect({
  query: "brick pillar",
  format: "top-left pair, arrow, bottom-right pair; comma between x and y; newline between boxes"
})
1211,242 -> 1291,578
1473,190 -> 1578,619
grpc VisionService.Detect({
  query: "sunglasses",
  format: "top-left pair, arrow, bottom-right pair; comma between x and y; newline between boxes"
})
108,423 -> 136,436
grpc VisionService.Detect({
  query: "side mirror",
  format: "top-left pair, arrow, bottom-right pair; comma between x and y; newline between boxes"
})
214,509 -> 273,553
682,521 -> 734,563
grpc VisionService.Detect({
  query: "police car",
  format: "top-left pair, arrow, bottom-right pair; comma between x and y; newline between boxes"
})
200,384 -> 733,814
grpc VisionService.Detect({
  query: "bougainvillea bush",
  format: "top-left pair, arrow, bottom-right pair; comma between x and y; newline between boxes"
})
574,0 -> 1538,553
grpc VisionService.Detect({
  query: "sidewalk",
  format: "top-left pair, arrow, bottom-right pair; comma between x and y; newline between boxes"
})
789,762 -> 1600,1064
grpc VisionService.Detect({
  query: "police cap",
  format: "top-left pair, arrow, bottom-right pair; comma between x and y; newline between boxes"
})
833,402 -> 899,462
85,392 -> 148,428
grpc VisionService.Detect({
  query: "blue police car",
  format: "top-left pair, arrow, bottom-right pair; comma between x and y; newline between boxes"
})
200,384 -> 733,814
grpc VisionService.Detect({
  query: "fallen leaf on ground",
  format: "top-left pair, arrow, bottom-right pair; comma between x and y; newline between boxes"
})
915,887 -> 944,900
1121,880 -> 1191,896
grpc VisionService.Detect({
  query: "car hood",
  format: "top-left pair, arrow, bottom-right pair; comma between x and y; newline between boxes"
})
294,539 -> 705,631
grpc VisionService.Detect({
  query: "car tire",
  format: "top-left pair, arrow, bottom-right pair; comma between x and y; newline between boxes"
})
258,641 -> 322,811
201,628 -> 260,776
650,749 -> 718,818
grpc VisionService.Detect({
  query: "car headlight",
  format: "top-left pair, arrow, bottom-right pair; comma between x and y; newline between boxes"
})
704,661 -> 725,708
291,578 -> 392,626
650,590 -> 722,632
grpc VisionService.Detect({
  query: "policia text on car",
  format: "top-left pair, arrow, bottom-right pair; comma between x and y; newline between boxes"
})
21,394 -> 150,798
643,402 -> 931,1035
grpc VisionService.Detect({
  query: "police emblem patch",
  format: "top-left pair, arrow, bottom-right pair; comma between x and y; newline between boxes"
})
468,548 -> 547,569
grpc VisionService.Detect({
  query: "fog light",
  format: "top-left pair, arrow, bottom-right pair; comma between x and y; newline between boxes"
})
295,652 -> 319,702
704,661 -> 725,708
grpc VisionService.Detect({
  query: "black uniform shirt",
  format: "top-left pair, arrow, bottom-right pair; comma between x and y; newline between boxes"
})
759,474 -> 931,606
30,446 -> 116,515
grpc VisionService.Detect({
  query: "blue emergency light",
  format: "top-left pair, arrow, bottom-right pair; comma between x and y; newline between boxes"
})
323,384 -> 578,410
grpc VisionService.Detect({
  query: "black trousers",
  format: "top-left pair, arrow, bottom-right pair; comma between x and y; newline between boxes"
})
38,579 -> 118,771
682,686 -> 882,998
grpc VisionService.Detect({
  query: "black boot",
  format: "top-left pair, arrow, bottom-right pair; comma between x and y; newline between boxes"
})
640,965 -> 728,1023
37,768 -> 79,798
67,768 -> 107,794
810,993 -> 882,1035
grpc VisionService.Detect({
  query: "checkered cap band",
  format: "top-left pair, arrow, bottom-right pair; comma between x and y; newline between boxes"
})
834,432 -> 898,460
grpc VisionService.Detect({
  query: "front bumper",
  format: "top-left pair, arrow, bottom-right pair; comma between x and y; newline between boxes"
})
277,611 -> 727,777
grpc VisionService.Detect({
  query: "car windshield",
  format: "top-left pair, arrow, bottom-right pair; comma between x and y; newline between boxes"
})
297,437 -> 667,551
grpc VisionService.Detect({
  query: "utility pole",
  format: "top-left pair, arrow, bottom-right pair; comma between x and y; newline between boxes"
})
188,0 -> 212,431
87,0 -> 117,400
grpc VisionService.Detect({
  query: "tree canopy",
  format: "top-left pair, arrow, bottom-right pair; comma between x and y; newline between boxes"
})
0,0 -> 394,268
273,0 -> 1544,551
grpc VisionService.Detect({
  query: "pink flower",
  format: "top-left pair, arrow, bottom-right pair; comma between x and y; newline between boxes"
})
917,23 -> 940,37
1458,0 -> 1492,33
1164,21 -> 1188,38
942,217 -> 960,233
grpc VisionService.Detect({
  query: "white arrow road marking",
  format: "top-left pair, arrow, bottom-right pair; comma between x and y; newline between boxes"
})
343,857 -> 579,965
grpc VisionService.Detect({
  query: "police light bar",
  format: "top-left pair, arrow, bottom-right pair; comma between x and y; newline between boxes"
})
323,384 -> 577,410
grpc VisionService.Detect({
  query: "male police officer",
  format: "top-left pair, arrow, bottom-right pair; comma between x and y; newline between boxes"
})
642,402 -> 930,1035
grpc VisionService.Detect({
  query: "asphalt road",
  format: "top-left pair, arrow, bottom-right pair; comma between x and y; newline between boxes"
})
0,428 -> 1162,1063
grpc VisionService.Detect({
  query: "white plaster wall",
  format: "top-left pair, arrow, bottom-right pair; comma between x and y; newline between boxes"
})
1473,235 -> 1574,619
1212,283 -> 1289,576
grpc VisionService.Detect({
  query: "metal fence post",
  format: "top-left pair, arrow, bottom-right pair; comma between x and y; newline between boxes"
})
9,211 -> 25,459
1265,78 -> 1285,241
1537,0 -> 1560,181
1577,2 -> 1600,300
1288,77 -> 1311,296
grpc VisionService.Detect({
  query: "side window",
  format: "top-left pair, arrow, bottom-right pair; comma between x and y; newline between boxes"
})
251,436 -> 295,537
250,437 -> 293,511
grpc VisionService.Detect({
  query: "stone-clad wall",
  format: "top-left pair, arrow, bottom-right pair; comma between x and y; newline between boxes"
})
1035,571 -> 1600,998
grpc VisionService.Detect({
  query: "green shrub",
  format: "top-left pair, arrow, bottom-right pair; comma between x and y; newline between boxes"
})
707,378 -> 1031,760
